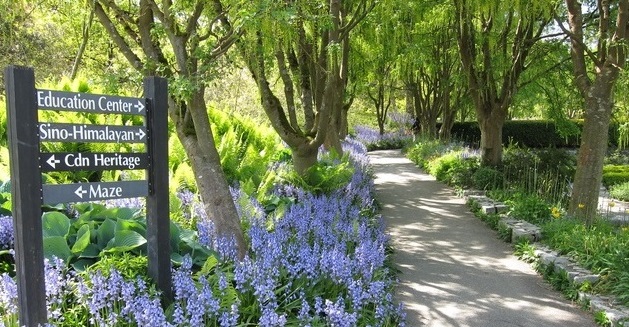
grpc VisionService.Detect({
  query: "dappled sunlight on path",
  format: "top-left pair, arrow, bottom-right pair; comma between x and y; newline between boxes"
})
369,150 -> 596,327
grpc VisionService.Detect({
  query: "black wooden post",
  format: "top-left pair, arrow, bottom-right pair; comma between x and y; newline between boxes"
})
4,66 -> 47,326
144,76 -> 172,303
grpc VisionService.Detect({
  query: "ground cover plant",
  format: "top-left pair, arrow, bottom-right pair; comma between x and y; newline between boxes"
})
353,113 -> 414,151
0,127 -> 405,326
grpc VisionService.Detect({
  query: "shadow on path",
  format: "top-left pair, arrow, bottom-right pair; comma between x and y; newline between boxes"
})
369,150 -> 596,327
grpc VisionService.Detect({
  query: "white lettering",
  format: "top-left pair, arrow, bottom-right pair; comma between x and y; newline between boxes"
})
64,153 -> 90,167
89,185 -> 123,198
37,91 -> 96,111
39,123 -> 70,141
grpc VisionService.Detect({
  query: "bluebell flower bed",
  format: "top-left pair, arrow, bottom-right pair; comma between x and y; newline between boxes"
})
354,126 -> 413,152
0,138 -> 405,326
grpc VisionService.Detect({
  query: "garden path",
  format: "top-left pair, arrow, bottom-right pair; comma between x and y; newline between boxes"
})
369,149 -> 597,327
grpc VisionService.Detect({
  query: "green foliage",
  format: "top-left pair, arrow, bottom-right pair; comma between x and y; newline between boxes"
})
618,122 -> 629,150
501,146 -> 575,206
279,154 -> 354,196
472,167 -> 504,190
605,150 -> 629,165
0,191 -> 11,217
594,310 -> 612,327
40,203 -> 212,271
87,252 -> 149,280
427,152 -> 478,188
451,120 -> 625,148
609,181 -> 629,202
504,192 -> 551,225
542,218 -> 629,305
514,240 -> 537,263
406,139 -> 457,170
602,165 -> 629,188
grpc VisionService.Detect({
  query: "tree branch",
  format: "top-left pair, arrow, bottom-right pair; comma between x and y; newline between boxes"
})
93,1 -> 144,72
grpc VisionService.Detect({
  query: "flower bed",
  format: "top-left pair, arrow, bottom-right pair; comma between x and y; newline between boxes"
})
0,138 -> 405,326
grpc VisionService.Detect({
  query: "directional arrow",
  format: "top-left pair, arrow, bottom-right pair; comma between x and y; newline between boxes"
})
134,100 -> 145,112
74,185 -> 88,199
137,128 -> 146,140
46,155 -> 61,169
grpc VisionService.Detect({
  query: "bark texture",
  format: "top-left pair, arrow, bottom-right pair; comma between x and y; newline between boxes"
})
564,0 -> 629,223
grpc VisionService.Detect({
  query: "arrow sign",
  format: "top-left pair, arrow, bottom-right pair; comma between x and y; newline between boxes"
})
36,89 -> 146,116
46,155 -> 60,169
134,100 -> 145,112
136,128 -> 146,140
42,180 -> 148,204
39,123 -> 147,144
40,152 -> 149,172
74,186 -> 87,199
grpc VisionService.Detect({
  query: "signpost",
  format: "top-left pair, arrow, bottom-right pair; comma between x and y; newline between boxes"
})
4,66 -> 171,326
38,123 -> 147,143
40,152 -> 148,171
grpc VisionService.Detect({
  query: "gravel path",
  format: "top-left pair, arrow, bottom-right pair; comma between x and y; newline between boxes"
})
369,149 -> 597,327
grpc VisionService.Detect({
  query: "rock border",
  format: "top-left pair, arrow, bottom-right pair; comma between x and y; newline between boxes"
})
463,191 -> 629,326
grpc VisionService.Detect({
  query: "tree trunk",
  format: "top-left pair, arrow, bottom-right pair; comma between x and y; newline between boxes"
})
173,90 -> 247,259
439,105 -> 455,141
338,103 -> 350,139
293,144 -> 319,175
419,119 -> 437,139
478,111 -> 505,166
568,87 -> 614,224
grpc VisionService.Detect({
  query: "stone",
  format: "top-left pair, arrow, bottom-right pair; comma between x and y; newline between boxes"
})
512,228 -> 536,243
494,204 -> 510,214
573,274 -> 600,285
481,205 -> 497,214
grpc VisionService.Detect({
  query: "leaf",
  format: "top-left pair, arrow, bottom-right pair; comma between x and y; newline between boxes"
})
71,225 -> 91,254
170,221 -> 181,252
71,258 -> 96,272
43,236 -> 72,261
116,219 -> 146,235
199,254 -> 219,275
104,230 -> 147,253
93,207 -> 141,220
97,218 -> 116,248
79,244 -> 101,258
171,252 -> 184,265
42,212 -> 71,238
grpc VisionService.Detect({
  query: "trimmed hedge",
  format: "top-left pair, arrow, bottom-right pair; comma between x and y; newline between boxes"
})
447,120 -> 622,148
603,165 -> 629,188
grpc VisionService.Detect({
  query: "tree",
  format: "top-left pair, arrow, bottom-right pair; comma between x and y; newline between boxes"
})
0,0 -> 75,90
561,0 -> 629,223
399,3 -> 464,140
353,1 -> 399,136
92,0 -> 247,257
454,0 -> 556,166
242,0 -> 374,174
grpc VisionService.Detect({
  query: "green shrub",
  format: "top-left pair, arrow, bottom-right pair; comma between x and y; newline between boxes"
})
406,139 -> 454,170
472,167 -> 503,190
427,152 -> 478,187
504,193 -> 551,225
603,165 -> 629,188
542,218 -> 629,304
609,181 -> 629,202
501,146 -> 575,205
605,150 -> 629,165
450,120 -> 622,148
40,203 -> 212,271
279,154 -> 354,195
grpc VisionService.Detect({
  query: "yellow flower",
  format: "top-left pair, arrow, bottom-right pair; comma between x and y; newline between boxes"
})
551,207 -> 562,219
578,203 -> 585,209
